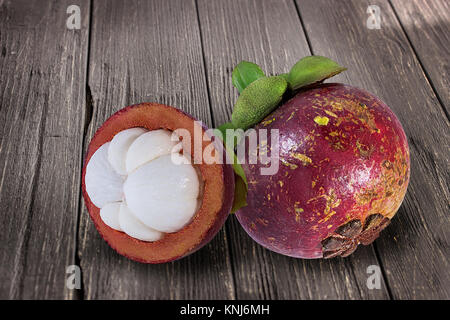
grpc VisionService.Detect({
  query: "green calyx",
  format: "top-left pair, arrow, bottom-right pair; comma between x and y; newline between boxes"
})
232,76 -> 288,130
217,55 -> 346,213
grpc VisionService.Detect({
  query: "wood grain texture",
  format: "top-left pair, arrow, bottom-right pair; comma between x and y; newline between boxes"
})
197,0 -> 390,299
296,0 -> 449,299
0,0 -> 89,299
390,0 -> 449,116
0,0 -> 448,300
78,0 -> 235,300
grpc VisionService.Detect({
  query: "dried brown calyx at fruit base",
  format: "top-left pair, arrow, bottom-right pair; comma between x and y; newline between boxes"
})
321,214 -> 391,258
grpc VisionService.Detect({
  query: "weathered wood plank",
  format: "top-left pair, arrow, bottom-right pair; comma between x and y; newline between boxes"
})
296,0 -> 449,299
390,0 -> 449,115
78,0 -> 235,299
0,0 -> 90,299
198,0 -> 390,299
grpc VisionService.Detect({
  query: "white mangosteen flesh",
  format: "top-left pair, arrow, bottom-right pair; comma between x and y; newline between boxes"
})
84,128 -> 201,242
125,129 -> 180,173
124,153 -> 200,233
85,142 -> 124,208
119,203 -> 163,241
100,202 -> 123,231
108,127 -> 148,175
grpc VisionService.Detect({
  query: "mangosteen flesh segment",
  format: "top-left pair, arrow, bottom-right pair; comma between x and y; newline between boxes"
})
108,127 -> 148,175
85,142 -> 124,208
99,202 -> 122,231
84,128 -> 201,241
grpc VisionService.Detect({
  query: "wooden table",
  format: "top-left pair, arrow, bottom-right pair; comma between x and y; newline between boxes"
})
0,0 -> 448,300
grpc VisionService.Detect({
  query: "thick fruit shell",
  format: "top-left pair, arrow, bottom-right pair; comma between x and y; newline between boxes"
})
82,103 -> 235,263
236,83 -> 410,259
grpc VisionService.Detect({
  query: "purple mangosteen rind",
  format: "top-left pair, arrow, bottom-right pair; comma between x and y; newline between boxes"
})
235,83 -> 410,259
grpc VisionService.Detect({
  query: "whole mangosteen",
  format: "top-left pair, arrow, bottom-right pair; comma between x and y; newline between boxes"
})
223,57 -> 410,259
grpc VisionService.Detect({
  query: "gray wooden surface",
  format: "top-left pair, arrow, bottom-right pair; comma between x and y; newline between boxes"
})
0,0 -> 448,300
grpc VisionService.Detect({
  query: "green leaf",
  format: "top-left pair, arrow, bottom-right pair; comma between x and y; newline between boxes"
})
288,56 -> 346,90
279,73 -> 289,82
213,127 -> 248,213
217,122 -> 235,132
231,76 -> 287,130
232,61 -> 265,93
230,166 -> 247,213
218,122 -> 244,149
217,122 -> 235,142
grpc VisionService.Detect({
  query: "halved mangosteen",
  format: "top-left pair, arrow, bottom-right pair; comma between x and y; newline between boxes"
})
82,103 -> 235,263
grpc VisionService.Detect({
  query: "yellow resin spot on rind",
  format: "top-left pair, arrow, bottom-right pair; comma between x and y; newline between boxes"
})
324,110 -> 338,118
281,158 -> 298,170
261,117 -> 275,126
314,116 -> 330,126
290,152 -> 313,166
